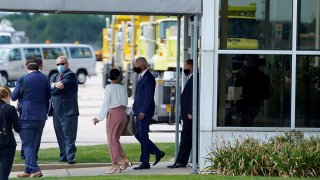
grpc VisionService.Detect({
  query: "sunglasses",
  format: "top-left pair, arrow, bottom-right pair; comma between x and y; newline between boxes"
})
56,63 -> 66,66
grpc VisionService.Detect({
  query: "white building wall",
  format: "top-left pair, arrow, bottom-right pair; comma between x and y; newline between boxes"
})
199,0 -> 215,171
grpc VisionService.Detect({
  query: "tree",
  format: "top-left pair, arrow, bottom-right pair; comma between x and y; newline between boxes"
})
1,13 -> 107,48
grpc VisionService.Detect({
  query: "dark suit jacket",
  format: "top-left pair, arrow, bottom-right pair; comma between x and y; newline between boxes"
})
180,74 -> 194,122
12,71 -> 51,121
0,100 -> 21,147
50,69 -> 79,117
133,70 -> 155,118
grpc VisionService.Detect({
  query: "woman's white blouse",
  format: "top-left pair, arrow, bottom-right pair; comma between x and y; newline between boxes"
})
97,84 -> 128,121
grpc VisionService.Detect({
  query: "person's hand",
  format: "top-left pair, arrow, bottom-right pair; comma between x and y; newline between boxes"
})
92,118 -> 100,125
187,114 -> 192,120
55,81 -> 64,89
138,113 -> 145,121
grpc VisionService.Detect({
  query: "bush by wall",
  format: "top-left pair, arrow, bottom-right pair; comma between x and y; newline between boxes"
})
204,131 -> 320,177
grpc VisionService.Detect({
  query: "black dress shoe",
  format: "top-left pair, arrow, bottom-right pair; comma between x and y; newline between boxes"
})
153,151 -> 165,166
167,163 -> 186,168
59,158 -> 67,162
133,164 -> 150,170
68,159 -> 76,164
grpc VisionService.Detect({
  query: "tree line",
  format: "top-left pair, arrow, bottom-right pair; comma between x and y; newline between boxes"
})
1,13 -> 108,49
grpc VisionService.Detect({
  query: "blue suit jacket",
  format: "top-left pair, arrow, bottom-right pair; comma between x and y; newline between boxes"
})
12,71 -> 51,121
133,70 -> 155,118
49,69 -> 79,117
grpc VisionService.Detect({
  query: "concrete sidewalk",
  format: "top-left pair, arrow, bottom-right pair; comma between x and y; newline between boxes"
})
9,162 -> 193,178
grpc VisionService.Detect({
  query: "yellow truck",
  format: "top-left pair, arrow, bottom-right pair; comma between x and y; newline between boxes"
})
102,15 -> 180,84
101,15 -> 150,91
220,3 -> 259,49
146,18 -> 179,72
135,17 -> 180,73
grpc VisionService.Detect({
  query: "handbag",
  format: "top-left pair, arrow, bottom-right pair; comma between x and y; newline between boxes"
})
121,107 -> 134,136
48,98 -> 54,117
0,104 -> 10,147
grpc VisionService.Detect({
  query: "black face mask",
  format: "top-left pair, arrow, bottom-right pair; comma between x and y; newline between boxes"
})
134,67 -> 142,74
183,69 -> 191,76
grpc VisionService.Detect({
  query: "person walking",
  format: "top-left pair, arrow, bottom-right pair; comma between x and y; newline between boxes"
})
20,57 -> 43,160
49,56 -> 79,164
167,59 -> 194,168
92,69 -> 132,174
0,87 -> 21,180
11,58 -> 51,178
132,57 -> 165,170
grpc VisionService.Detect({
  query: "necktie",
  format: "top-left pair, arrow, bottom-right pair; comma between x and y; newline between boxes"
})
58,73 -> 63,81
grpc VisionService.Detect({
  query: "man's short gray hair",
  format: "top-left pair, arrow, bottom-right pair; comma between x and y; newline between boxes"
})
136,57 -> 148,68
57,56 -> 68,63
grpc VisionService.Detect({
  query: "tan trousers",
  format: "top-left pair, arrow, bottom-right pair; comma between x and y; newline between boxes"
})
107,106 -> 127,164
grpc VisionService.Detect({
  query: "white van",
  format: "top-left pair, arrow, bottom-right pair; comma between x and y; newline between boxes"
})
0,43 -> 96,84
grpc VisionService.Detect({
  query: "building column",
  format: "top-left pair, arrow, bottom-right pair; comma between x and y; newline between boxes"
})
199,0 -> 215,171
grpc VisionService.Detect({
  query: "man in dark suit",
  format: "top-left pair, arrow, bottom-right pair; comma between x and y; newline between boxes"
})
132,57 -> 165,170
50,56 -> 79,164
12,58 -> 51,177
234,54 -> 273,126
168,59 -> 194,168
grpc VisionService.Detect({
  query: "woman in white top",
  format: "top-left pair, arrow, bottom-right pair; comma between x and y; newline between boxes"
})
92,69 -> 132,174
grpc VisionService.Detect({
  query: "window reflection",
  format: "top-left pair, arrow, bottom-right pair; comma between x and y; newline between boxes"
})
227,19 -> 258,39
219,0 -> 292,50
296,56 -> 320,127
298,0 -> 320,50
218,54 -> 291,127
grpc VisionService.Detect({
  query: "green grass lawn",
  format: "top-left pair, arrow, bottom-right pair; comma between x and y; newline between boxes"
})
12,143 -> 317,179
10,175 -> 317,180
14,143 -> 175,164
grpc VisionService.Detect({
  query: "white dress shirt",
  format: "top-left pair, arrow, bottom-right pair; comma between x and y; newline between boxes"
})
138,69 -> 148,81
97,84 -> 128,121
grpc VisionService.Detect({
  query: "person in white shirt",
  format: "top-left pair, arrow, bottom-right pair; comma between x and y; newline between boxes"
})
92,69 -> 132,174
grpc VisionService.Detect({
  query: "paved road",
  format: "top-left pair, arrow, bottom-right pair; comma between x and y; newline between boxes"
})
10,162 -> 193,178
13,61 -> 179,149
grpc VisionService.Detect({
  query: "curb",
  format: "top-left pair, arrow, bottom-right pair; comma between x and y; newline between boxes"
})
11,163 -> 113,172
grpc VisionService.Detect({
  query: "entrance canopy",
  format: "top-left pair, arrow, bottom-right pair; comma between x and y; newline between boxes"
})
0,0 -> 202,15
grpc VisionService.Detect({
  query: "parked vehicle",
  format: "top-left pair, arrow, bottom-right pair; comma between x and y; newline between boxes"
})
0,19 -> 27,44
0,43 -> 96,84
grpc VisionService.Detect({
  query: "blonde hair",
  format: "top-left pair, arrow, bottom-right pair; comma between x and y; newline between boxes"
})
0,86 -> 10,100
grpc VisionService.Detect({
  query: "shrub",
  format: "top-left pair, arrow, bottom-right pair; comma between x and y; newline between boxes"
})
204,130 -> 320,177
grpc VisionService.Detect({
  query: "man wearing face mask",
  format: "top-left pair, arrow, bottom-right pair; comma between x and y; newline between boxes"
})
49,56 -> 79,164
168,59 -> 194,168
132,57 -> 165,170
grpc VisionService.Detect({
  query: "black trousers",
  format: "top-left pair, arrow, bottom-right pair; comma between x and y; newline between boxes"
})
176,121 -> 192,165
0,147 -> 16,180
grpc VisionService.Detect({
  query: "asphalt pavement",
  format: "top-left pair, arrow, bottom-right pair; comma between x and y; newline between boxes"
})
10,163 -> 193,178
